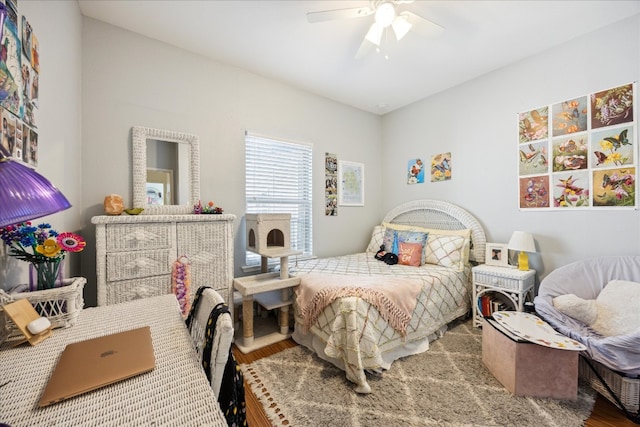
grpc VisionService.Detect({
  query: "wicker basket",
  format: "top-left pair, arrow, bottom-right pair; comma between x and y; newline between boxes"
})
579,355 -> 640,414
0,277 -> 86,343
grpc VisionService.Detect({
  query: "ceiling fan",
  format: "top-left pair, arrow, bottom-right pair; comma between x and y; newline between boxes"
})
306,0 -> 444,59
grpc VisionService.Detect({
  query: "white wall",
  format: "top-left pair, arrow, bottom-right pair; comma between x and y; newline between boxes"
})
382,14 -> 640,280
80,18 -> 382,305
0,2 -> 83,290
4,6 -> 634,303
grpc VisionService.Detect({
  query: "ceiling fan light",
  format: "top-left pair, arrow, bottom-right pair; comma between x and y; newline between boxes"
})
365,22 -> 383,46
375,2 -> 395,28
391,15 -> 412,40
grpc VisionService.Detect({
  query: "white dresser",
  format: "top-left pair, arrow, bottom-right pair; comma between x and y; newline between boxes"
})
91,214 -> 235,310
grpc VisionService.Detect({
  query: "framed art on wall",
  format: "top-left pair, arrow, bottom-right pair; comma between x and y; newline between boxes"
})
407,158 -> 424,184
338,160 -> 364,206
517,82 -> 637,210
325,152 -> 338,215
485,243 -> 509,267
431,152 -> 451,182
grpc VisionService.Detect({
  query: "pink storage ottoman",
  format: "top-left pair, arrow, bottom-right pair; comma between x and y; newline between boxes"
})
482,318 -> 579,399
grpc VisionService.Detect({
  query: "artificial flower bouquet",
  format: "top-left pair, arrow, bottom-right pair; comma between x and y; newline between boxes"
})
193,200 -> 224,214
0,222 -> 86,291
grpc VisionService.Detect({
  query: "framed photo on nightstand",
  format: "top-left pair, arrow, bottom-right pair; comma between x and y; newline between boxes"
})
486,243 -> 509,267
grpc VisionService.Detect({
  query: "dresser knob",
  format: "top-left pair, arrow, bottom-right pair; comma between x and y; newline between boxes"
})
135,258 -> 149,268
132,231 -> 146,241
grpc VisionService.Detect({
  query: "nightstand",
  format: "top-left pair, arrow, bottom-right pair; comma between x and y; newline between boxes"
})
472,265 -> 535,327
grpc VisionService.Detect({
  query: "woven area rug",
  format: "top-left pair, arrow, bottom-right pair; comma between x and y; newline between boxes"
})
240,319 -> 596,426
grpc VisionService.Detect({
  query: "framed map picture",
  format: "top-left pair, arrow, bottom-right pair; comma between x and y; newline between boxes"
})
338,160 -> 364,206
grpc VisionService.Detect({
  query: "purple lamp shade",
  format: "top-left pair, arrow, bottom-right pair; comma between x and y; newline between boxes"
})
0,146 -> 71,228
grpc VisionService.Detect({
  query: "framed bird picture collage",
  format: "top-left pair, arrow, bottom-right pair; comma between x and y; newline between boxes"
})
517,82 -> 637,210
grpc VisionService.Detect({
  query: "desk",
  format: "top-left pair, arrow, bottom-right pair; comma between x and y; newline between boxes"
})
0,294 -> 227,426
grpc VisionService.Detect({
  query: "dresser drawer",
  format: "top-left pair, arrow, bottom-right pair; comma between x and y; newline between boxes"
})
473,269 -> 535,292
189,255 -> 229,290
177,222 -> 231,290
106,275 -> 172,305
106,249 -> 172,281
105,223 -> 171,252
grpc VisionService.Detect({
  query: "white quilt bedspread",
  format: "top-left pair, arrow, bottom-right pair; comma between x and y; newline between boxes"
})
290,252 -> 471,393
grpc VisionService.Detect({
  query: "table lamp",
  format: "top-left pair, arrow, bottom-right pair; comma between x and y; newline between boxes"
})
0,145 -> 71,228
507,231 -> 535,271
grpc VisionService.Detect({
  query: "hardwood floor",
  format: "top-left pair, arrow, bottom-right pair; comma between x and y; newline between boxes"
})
233,339 -> 637,427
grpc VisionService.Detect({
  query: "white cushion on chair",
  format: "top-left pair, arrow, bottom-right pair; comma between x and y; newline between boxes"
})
552,294 -> 598,325
591,280 -> 640,337
553,280 -> 640,337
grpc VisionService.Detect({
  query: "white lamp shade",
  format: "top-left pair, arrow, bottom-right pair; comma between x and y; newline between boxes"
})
508,231 -> 536,253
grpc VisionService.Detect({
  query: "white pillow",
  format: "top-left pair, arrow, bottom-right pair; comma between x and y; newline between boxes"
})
552,294 -> 598,325
424,234 -> 468,271
553,280 -> 640,337
590,280 -> 640,337
366,225 -> 386,253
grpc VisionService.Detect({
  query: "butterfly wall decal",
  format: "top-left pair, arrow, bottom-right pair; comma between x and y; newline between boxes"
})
601,172 -> 630,190
434,157 -> 450,173
557,175 -> 585,194
519,143 -> 538,162
521,108 -> 548,141
558,139 -> 577,152
519,143 -> 547,167
604,129 -> 630,150
594,151 -> 608,165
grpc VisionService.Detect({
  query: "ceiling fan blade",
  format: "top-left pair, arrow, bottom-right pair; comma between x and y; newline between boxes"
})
401,11 -> 444,38
364,22 -> 383,46
354,37 -> 375,60
391,15 -> 411,41
306,6 -> 374,23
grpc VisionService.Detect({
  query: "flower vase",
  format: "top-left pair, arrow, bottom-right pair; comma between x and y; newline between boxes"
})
29,259 -> 64,291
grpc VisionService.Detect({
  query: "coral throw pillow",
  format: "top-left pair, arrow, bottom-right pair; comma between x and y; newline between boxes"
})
398,242 -> 423,267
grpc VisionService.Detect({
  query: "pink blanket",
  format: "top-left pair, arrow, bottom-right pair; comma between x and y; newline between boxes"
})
295,273 -> 423,335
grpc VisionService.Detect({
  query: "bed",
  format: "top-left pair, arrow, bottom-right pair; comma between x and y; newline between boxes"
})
290,199 -> 486,393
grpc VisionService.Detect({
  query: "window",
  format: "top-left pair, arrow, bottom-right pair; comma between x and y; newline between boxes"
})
244,132 -> 313,265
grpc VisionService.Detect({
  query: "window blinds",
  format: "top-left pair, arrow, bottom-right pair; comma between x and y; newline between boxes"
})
244,132 -> 313,264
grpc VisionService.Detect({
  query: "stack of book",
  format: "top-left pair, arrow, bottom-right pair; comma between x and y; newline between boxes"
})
478,294 -> 508,317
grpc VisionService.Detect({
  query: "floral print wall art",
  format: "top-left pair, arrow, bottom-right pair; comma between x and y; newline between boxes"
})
519,106 -> 548,143
431,152 -> 451,182
552,96 -> 588,137
407,158 -> 424,184
517,83 -> 637,209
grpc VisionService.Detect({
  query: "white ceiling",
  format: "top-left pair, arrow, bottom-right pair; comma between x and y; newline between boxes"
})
77,0 -> 640,115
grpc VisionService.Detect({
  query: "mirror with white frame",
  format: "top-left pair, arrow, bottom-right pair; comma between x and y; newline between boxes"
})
132,126 -> 200,214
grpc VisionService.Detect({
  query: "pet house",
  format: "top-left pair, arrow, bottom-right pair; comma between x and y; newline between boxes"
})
245,213 -> 291,255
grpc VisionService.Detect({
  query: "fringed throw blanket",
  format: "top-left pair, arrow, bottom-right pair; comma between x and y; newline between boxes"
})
295,273 -> 423,336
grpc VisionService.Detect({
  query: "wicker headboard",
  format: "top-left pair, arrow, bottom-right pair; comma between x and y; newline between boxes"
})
382,200 -> 487,264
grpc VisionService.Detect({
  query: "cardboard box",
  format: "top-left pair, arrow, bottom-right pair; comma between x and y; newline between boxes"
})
482,318 -> 578,399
